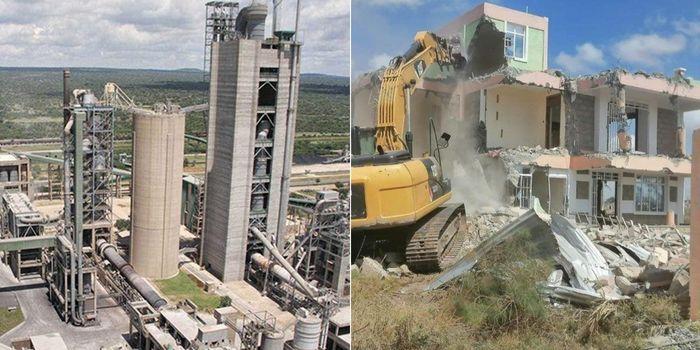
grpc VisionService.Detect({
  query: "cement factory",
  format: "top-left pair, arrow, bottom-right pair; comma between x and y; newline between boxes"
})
0,1 -> 350,350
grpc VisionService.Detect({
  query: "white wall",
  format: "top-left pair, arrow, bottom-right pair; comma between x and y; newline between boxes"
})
593,90 -> 610,153
647,99 -> 658,155
669,176 -> 685,223
485,85 -> 548,149
620,173 -> 635,214
570,170 -> 591,214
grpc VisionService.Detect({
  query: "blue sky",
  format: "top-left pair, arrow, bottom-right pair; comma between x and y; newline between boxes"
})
353,0 -> 700,77
352,0 -> 700,154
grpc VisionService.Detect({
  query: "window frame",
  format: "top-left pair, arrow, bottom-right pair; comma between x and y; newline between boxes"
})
504,21 -> 528,62
634,175 -> 666,214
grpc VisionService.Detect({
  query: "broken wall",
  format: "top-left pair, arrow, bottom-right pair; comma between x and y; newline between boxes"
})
465,18 -> 507,77
567,95 -> 595,153
485,85 -> 548,149
351,73 -> 381,155
657,107 -> 678,156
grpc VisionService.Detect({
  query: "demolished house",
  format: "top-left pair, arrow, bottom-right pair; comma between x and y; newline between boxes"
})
352,2 -> 700,226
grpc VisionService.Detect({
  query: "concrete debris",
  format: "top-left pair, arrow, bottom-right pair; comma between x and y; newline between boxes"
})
426,195 -> 695,309
645,327 -> 700,350
426,198 -> 551,291
427,199 -> 627,305
651,247 -> 669,265
639,265 -> 676,289
355,257 -> 414,279
458,207 -> 520,254
669,269 -> 689,300
358,257 -> 388,279
386,265 -> 414,278
614,276 -> 639,296
613,266 -> 643,282
487,146 -> 569,185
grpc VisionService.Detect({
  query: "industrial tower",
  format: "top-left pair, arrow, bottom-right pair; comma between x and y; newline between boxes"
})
202,2 -> 302,282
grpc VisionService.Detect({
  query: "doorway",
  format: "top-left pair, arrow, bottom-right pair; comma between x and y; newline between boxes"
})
545,94 -> 561,148
592,172 -> 619,218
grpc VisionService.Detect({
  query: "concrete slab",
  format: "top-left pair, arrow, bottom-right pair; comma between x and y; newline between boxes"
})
177,257 -> 296,339
223,280 -> 297,329
29,333 -> 68,350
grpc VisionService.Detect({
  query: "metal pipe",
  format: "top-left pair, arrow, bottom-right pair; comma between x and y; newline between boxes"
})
96,239 -> 168,309
63,69 -> 71,123
61,70 -> 81,325
404,85 -> 413,156
294,0 -> 301,41
250,227 -> 317,298
63,117 -> 74,136
251,253 -> 319,296
57,235 -> 80,325
19,212 -> 61,224
74,111 -> 84,323
275,37 -> 300,247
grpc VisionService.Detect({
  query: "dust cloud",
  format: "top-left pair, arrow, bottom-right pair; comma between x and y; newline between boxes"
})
438,92 -> 506,213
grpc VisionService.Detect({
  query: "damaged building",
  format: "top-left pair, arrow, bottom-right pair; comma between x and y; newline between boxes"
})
353,2 -> 700,225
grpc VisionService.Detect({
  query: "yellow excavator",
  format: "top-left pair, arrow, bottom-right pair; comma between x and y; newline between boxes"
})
351,31 -> 467,272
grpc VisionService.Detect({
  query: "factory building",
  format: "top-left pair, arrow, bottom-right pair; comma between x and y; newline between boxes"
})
0,154 -> 31,196
202,3 -> 302,282
0,192 -> 45,280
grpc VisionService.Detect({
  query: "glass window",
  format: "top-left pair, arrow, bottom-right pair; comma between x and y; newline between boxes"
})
505,22 -> 526,60
576,181 -> 589,200
634,176 -> 665,212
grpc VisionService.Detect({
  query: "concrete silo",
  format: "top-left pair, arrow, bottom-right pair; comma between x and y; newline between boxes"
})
130,106 -> 185,279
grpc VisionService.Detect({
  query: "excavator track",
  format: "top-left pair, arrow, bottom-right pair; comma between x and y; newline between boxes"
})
405,203 -> 467,272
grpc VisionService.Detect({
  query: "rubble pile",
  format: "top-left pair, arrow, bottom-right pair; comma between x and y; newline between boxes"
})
581,222 -> 690,309
354,199 -> 691,314
458,206 -> 521,255
353,207 -> 523,279
353,256 -> 414,279
428,199 -> 691,310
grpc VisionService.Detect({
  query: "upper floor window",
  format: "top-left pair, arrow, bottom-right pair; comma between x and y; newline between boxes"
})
504,22 -> 526,60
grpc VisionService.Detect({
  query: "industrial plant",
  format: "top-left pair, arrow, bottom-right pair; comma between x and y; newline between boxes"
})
0,2 -> 350,350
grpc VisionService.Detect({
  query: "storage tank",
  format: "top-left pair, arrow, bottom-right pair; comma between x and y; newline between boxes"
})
292,309 -> 322,350
261,330 -> 285,350
130,107 -> 185,279
235,3 -> 267,40
254,156 -> 269,176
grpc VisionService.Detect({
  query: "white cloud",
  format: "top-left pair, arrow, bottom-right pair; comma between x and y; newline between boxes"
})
554,42 -> 605,75
612,33 -> 686,67
369,53 -> 392,70
0,0 -> 349,76
644,14 -> 667,28
674,19 -> 700,36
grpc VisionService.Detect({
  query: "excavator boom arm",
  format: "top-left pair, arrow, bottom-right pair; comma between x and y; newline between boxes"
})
374,31 -> 456,153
